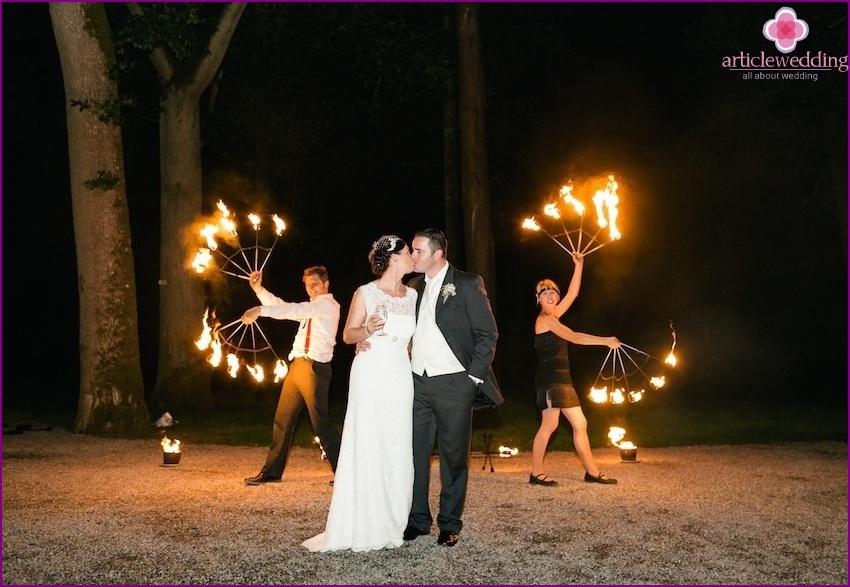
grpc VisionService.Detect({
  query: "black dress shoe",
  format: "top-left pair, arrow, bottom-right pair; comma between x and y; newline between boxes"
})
403,525 -> 428,541
584,471 -> 617,484
437,530 -> 460,547
244,473 -> 281,485
529,473 -> 558,486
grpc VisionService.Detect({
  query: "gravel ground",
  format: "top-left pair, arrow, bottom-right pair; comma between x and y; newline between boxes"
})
2,421 -> 846,585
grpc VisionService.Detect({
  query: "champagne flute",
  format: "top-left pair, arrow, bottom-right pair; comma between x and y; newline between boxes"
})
373,303 -> 388,336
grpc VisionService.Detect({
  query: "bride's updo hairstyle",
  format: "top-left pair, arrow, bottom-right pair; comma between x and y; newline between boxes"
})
368,234 -> 407,277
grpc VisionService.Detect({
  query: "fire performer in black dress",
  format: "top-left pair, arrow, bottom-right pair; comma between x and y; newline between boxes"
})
530,252 -> 621,486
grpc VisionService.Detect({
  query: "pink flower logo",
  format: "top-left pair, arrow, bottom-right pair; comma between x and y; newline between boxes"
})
762,7 -> 809,54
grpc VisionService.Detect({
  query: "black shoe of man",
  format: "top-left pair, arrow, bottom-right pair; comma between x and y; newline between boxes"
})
244,473 -> 281,486
403,525 -> 429,541
437,530 -> 460,547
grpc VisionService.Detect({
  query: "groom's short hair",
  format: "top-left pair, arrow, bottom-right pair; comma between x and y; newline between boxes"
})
414,228 -> 448,257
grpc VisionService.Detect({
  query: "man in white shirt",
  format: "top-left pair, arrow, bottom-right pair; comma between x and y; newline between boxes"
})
241,266 -> 342,486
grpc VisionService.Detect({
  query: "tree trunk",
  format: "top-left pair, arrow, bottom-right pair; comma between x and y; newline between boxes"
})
49,2 -> 149,434
133,2 -> 246,413
456,3 -> 497,304
442,9 -> 463,265
148,90 -> 214,413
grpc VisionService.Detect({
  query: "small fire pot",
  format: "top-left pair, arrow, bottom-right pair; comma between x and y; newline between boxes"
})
162,451 -> 182,466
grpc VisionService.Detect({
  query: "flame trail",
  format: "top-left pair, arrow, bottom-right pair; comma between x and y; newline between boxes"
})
191,201 -> 289,381
589,337 -> 677,405
522,175 -> 621,258
666,321 -> 678,366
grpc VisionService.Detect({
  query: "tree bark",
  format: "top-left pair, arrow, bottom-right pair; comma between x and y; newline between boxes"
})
49,2 -> 149,434
127,2 -> 246,413
442,9 -> 463,265
456,3 -> 496,304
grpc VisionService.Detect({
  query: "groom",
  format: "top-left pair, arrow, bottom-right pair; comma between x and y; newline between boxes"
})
403,227 -> 504,547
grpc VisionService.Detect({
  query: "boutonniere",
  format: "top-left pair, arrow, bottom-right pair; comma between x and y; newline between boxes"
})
440,283 -> 457,303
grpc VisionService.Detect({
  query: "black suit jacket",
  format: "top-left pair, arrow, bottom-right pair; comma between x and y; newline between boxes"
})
410,264 -> 504,409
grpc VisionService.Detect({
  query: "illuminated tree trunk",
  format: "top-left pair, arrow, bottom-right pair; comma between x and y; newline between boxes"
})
49,2 -> 149,434
127,2 -> 246,413
456,3 -> 497,304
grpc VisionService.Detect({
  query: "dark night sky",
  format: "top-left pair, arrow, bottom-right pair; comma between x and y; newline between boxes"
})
2,3 -> 847,415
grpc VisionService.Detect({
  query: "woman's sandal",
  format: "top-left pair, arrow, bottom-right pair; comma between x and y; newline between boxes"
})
529,473 -> 558,486
584,471 -> 618,484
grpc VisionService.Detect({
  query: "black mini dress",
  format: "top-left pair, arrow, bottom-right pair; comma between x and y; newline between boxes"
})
534,330 -> 581,410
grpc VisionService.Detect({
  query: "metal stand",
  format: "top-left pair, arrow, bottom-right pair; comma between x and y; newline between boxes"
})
481,433 -> 495,472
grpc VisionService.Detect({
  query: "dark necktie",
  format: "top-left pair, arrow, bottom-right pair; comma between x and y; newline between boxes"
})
304,318 -> 312,355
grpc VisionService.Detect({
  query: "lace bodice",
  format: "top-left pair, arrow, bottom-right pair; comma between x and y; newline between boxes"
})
360,282 -> 417,317
358,282 -> 417,345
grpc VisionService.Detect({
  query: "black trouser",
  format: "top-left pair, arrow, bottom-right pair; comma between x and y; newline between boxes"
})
408,371 -> 476,534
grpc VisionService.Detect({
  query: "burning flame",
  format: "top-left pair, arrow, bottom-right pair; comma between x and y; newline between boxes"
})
200,223 -> 220,251
592,175 -> 621,240
522,175 -> 621,258
208,339 -> 222,367
161,435 -> 181,453
196,310 -> 223,367
559,183 -> 586,215
608,426 -> 637,450
650,375 -> 666,389
313,436 -> 327,460
589,386 -> 608,403
192,248 -> 213,273
226,353 -> 240,378
191,201 -> 292,381
666,320 -> 678,366
196,308 -> 214,350
608,426 -> 626,445
216,200 -> 237,236
522,217 -> 541,231
610,388 -> 626,404
607,427 -> 635,448
543,202 -> 560,219
498,446 -> 519,458
628,389 -> 644,403
273,359 -> 289,383
246,363 -> 264,382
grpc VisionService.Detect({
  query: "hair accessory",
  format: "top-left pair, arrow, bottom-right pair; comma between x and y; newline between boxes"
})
372,234 -> 401,254
535,280 -> 560,296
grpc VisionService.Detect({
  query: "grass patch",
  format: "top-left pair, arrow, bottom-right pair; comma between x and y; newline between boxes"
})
147,394 -> 849,452
11,393 -> 845,452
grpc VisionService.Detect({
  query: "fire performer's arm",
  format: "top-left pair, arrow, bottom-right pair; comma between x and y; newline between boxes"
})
241,270 -> 283,324
241,270 -> 336,324
553,252 -> 583,318
541,314 -> 620,349
247,270 -> 289,306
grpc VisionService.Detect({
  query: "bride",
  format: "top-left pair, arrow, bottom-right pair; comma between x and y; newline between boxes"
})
302,234 -> 417,552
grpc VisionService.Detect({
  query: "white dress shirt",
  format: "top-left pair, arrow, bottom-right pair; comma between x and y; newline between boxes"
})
256,289 -> 340,363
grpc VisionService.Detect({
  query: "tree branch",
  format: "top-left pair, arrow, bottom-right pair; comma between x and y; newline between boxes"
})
125,1 -> 174,82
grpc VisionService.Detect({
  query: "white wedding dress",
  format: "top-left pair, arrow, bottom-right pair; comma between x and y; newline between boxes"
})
302,282 -> 417,552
